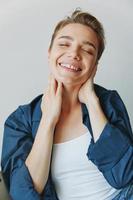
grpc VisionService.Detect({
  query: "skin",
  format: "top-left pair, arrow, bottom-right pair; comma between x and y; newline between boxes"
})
46,23 -> 108,140
42,23 -> 98,118
47,23 -> 99,109
25,23 -> 108,194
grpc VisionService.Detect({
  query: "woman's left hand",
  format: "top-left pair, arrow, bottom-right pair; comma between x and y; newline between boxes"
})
78,65 -> 97,104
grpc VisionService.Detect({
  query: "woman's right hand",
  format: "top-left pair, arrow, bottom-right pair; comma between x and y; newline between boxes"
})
41,74 -> 63,126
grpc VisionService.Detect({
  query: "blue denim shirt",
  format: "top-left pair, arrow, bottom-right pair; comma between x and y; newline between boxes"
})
1,84 -> 133,200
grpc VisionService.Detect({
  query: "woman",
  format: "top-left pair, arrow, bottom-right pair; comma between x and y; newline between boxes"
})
1,9 -> 133,200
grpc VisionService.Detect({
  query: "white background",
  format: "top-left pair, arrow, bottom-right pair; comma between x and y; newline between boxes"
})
0,0 -> 133,164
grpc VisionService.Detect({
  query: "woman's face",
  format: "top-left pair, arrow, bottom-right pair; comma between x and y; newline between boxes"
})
48,23 -> 99,86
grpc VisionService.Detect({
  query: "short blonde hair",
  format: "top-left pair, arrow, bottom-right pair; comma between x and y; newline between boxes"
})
49,9 -> 105,61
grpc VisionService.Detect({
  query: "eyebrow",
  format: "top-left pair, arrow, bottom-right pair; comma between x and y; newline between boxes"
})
57,36 -> 96,50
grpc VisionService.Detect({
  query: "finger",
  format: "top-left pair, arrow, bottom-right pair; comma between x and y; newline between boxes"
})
50,75 -> 57,94
56,81 -> 63,96
47,74 -> 52,90
50,78 -> 56,93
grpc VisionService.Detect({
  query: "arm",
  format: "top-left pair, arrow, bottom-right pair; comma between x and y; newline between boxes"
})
1,106 -> 42,200
78,65 -> 108,142
78,66 -> 133,189
85,92 -> 108,142
25,116 -> 55,194
25,76 -> 62,194
1,76 -> 62,200
88,90 -> 133,189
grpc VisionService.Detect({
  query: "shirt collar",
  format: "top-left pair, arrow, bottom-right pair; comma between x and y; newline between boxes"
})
32,94 -> 42,121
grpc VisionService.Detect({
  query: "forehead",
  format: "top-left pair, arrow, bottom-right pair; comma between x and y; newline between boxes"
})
55,23 -> 99,47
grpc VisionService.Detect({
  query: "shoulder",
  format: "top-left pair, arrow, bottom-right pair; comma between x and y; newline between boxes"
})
94,83 -> 116,96
5,94 -> 43,127
94,83 -> 127,116
94,83 -> 121,103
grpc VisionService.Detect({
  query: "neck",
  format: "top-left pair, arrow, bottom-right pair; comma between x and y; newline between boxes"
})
61,84 -> 81,114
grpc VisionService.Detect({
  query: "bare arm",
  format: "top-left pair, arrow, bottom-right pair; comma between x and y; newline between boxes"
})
25,75 -> 63,194
25,118 -> 55,194
86,93 -> 108,142
78,66 -> 108,142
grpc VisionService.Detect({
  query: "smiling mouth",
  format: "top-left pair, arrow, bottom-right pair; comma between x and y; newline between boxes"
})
59,63 -> 82,72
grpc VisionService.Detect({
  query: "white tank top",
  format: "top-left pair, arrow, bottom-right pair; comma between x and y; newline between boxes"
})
51,131 -> 121,200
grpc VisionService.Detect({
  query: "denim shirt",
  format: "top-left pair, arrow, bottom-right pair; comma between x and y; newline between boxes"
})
1,84 -> 133,200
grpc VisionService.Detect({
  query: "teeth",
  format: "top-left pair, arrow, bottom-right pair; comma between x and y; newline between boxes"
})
60,63 -> 80,71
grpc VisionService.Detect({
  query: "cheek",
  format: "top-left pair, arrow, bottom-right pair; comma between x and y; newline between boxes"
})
48,59 -> 59,76
85,58 -> 96,73
48,54 -> 57,67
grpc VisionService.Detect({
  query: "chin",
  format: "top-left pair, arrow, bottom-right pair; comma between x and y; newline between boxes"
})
51,71 -> 85,86
62,78 -> 84,88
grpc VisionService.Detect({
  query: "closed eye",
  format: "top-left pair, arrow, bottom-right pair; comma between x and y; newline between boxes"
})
82,48 -> 94,55
58,43 -> 70,47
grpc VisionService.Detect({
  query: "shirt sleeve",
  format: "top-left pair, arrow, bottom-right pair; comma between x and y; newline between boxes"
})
1,106 -> 42,200
87,90 -> 133,189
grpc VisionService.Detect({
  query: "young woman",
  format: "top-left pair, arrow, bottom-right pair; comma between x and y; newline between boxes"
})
1,9 -> 133,200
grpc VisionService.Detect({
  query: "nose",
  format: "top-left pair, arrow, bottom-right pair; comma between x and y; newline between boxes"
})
67,47 -> 81,61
